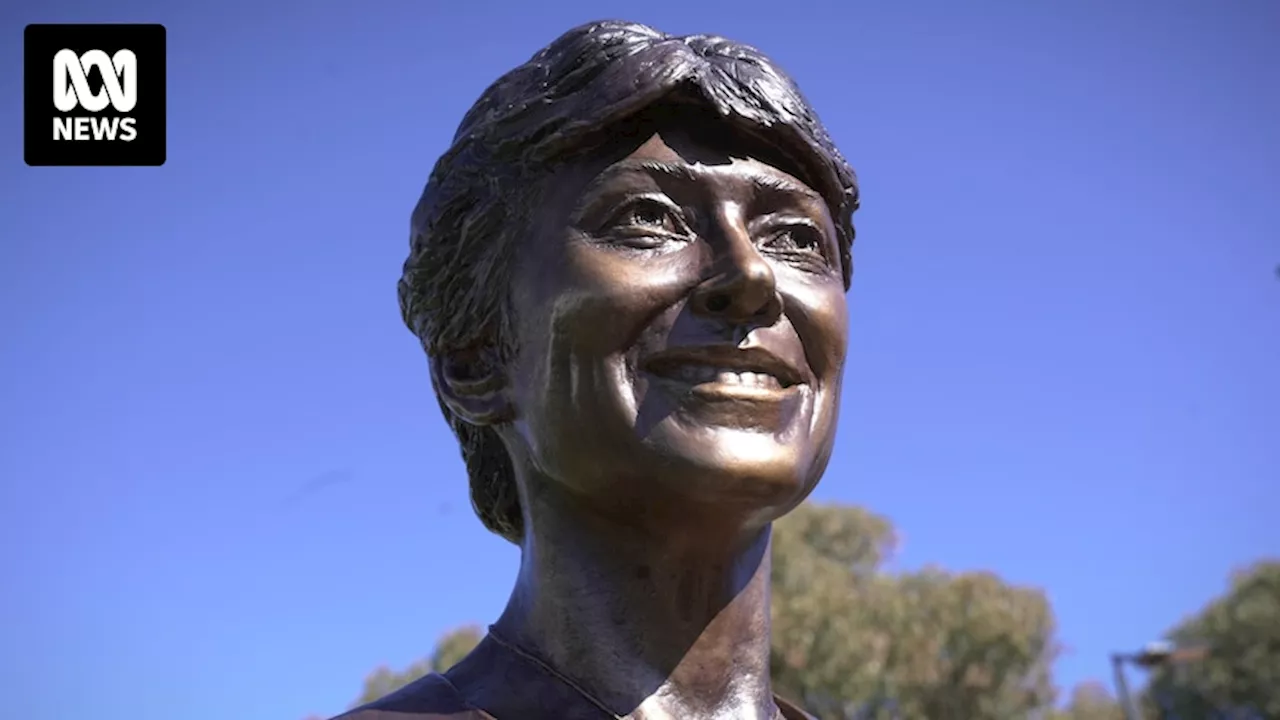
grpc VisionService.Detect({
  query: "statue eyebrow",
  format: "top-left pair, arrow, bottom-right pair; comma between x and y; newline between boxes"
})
750,172 -> 825,205
594,159 -> 824,204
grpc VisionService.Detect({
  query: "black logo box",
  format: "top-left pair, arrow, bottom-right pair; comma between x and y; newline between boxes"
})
24,24 -> 167,167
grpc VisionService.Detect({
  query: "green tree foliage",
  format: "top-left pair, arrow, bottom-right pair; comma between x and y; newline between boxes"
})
350,625 -> 483,707
770,503 -> 1061,719
1141,560 -> 1280,719
1046,681 -> 1127,720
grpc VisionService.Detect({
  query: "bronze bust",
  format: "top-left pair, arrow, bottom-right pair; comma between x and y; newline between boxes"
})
336,19 -> 858,720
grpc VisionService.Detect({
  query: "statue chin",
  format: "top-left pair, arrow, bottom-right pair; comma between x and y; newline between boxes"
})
639,427 -> 820,504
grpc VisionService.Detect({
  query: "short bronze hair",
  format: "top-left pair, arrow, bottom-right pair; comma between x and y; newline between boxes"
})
399,20 -> 859,543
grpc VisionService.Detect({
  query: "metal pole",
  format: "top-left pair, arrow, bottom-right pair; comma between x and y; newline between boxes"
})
1111,643 -> 1207,720
1111,653 -> 1142,720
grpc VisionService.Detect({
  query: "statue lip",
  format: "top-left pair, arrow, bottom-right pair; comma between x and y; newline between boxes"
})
641,345 -> 806,389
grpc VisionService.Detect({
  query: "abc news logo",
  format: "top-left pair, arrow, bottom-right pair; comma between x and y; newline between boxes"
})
53,48 -> 139,142
24,24 -> 166,167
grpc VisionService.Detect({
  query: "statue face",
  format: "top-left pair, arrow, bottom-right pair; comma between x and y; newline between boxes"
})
504,125 -> 848,526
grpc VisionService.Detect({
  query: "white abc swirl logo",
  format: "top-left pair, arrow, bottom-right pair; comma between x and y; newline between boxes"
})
53,48 -> 137,113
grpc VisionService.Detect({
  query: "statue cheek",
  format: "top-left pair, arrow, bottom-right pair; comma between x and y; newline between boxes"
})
781,290 -> 847,381
547,246 -> 701,355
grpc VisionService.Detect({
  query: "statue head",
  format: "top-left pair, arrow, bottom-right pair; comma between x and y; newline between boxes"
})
399,20 -> 858,544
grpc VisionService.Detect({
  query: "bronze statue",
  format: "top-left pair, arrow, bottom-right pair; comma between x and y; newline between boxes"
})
335,19 -> 858,720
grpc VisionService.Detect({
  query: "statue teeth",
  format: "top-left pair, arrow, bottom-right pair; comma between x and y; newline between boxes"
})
678,366 -> 781,388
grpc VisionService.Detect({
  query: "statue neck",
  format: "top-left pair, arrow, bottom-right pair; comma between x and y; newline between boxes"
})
494,479 -> 778,720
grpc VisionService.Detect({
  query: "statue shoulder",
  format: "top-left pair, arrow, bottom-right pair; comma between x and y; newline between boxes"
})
326,672 -> 494,720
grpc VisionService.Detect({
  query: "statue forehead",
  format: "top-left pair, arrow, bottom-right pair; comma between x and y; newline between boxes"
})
526,110 -> 830,208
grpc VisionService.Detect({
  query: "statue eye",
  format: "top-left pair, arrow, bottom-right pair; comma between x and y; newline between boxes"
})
615,198 -> 683,234
769,224 -> 824,252
631,203 -> 668,226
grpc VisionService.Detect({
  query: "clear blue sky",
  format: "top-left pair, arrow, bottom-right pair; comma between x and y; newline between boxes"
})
2,1 -> 1277,719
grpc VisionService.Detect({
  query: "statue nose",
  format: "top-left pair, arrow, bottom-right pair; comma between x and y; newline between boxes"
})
690,221 -> 782,325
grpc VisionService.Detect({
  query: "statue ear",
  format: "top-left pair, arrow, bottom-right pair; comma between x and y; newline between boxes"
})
431,348 -> 514,426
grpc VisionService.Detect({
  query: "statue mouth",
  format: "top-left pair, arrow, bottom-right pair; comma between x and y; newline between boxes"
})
656,365 -> 787,389
641,345 -> 808,397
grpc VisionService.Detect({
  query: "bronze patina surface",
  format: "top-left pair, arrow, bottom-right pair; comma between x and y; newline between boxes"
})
335,19 -> 859,720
